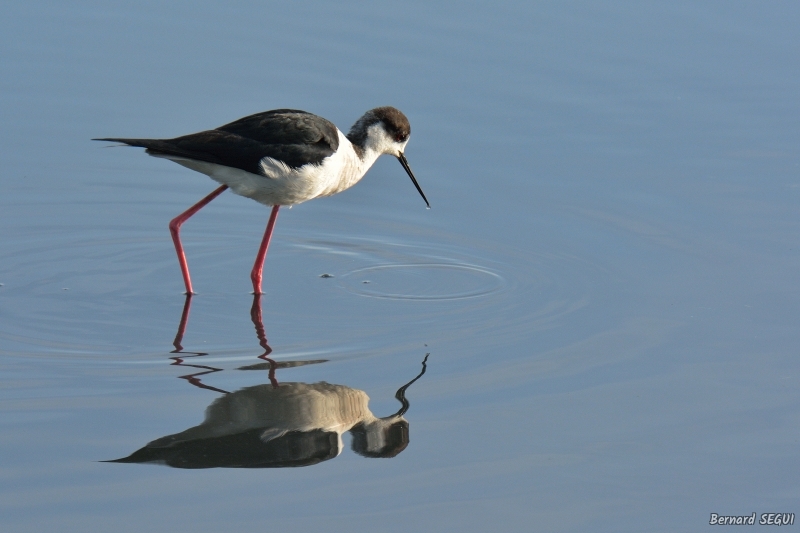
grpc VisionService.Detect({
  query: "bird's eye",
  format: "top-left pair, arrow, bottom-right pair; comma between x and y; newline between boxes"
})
395,133 -> 406,142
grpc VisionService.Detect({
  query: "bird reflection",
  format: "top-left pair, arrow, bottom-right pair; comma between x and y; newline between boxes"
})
167,294 -> 227,393
168,294 -> 287,391
108,295 -> 429,468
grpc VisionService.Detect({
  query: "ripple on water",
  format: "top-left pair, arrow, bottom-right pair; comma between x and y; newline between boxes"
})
289,233 -> 596,338
339,263 -> 505,301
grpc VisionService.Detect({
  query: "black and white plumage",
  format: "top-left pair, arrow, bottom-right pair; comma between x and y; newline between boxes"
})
94,106 -> 429,294
95,107 -> 428,207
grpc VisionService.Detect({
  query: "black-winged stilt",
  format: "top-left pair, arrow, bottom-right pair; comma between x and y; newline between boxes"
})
95,107 -> 429,294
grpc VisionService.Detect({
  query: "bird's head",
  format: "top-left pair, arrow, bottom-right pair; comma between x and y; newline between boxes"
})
349,106 -> 410,156
348,107 -> 429,208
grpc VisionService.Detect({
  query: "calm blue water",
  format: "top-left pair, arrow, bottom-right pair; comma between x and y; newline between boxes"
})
2,1 -> 799,531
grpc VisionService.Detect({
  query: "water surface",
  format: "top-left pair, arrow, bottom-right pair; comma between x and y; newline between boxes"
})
1,2 -> 799,531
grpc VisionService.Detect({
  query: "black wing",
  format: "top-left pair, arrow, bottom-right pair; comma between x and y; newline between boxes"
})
94,109 -> 340,174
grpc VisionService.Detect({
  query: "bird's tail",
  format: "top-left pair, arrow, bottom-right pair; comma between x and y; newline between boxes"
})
92,137 -> 162,149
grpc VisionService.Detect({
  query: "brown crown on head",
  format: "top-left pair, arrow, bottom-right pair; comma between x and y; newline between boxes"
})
348,106 -> 411,147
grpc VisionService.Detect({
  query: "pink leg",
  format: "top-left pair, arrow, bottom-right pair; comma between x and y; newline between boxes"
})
250,205 -> 280,295
169,185 -> 229,294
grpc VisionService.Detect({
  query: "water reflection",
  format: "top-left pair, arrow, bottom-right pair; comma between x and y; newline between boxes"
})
167,294 -> 295,392
108,295 -> 429,468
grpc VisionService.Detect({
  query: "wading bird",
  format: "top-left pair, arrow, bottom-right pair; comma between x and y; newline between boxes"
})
95,107 -> 429,294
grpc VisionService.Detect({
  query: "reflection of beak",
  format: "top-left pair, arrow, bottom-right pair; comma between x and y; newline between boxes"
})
393,353 -> 429,417
397,153 -> 430,208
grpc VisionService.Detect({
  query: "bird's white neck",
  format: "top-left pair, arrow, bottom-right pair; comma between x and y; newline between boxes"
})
314,122 -> 409,200
339,130 -> 386,183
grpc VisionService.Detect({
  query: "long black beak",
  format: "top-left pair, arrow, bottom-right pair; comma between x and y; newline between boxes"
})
397,153 -> 430,209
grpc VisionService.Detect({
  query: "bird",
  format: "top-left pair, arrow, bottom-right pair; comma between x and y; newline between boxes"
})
94,106 -> 429,295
